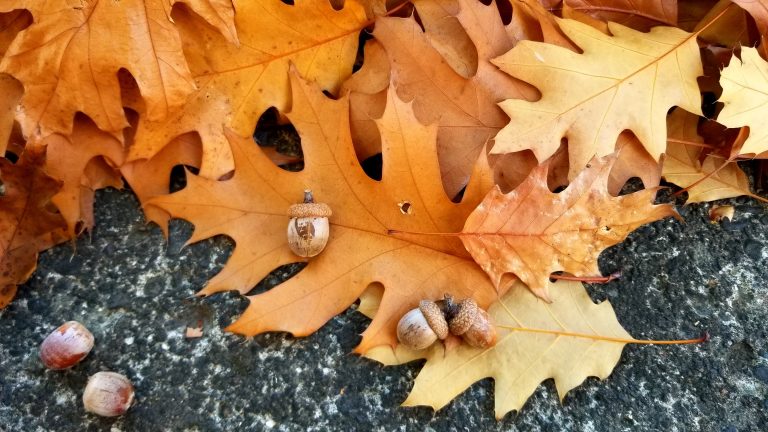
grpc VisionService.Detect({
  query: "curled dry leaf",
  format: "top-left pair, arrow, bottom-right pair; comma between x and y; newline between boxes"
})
364,279 -> 631,419
709,205 -> 735,223
492,17 -> 703,179
460,154 -> 677,300
0,149 -> 70,309
149,72 -> 499,352
663,109 -> 756,203
0,0 -> 237,138
717,47 -> 768,156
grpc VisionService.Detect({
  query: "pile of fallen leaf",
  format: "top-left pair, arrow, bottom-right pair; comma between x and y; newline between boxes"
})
1,0 -> 767,419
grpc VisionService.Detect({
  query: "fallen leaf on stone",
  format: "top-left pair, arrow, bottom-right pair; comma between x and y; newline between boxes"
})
709,205 -> 735,223
0,148 -> 70,309
365,279 -> 631,419
460,154 -> 677,300
149,72 -> 499,352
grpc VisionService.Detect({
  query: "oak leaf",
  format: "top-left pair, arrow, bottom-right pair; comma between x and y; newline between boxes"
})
717,47 -> 768,156
663,109 -> 756,203
0,149 -> 70,309
460,154 -> 676,300
373,0 -> 539,197
564,0 -> 677,31
149,72 -> 500,352
364,279 -> 631,419
0,74 -> 21,156
492,17 -> 703,179
730,0 -> 768,36
0,0 -> 237,138
128,0 -> 368,181
43,118 -> 125,236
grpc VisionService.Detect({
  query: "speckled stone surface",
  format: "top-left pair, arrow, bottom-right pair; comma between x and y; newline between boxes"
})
1,186 -> 767,431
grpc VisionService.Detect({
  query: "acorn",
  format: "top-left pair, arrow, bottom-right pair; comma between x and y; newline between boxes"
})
396,300 -> 449,350
287,190 -> 332,257
39,321 -> 94,370
83,371 -> 135,417
444,296 -> 497,349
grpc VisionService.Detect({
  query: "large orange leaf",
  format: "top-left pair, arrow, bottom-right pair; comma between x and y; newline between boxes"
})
0,148 -> 69,309
492,17 -> 704,179
460,154 -> 677,300
0,0 -> 236,138
129,0 -> 368,180
149,72 -> 499,352
373,0 -> 539,197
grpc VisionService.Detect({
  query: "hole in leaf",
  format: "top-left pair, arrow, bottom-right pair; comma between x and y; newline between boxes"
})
360,153 -> 382,181
4,151 -> 19,164
398,201 -> 413,215
253,108 -> 304,172
494,0 -> 513,25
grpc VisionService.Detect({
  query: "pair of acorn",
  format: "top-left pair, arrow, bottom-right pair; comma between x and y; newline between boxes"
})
397,294 -> 497,350
39,321 -> 134,417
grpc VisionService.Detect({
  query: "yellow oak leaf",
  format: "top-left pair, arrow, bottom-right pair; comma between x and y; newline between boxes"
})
717,47 -> 768,156
366,279 -> 631,419
149,71 -> 500,352
492,17 -> 703,179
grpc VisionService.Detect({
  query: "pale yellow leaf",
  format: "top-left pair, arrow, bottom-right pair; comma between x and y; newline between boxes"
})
399,279 -> 630,419
492,18 -> 703,179
717,47 -> 768,156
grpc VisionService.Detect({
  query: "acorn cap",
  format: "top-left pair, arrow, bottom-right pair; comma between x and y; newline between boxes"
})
287,202 -> 332,218
448,298 -> 478,335
419,300 -> 448,339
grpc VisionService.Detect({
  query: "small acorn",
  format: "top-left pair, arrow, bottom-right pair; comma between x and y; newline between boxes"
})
396,300 -> 449,350
444,295 -> 497,349
287,190 -> 332,257
83,371 -> 135,417
39,321 -> 94,370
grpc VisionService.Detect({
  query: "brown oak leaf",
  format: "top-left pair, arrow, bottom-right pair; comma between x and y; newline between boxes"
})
0,148 -> 69,309
460,154 -> 677,300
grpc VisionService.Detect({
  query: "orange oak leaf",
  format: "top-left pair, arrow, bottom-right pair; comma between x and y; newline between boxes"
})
0,0 -> 237,138
373,0 -> 539,197
128,0 -> 368,181
460,154 -> 677,300
564,0 -> 677,31
121,133 -> 202,237
0,148 -> 69,309
340,39 -> 390,161
149,72 -> 500,352
43,118 -> 125,236
0,74 -> 21,156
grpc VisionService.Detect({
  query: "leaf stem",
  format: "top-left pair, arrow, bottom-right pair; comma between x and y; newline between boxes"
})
550,271 -> 621,283
495,325 -> 709,345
